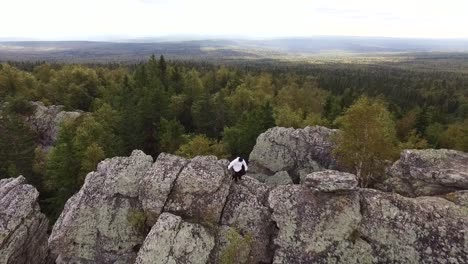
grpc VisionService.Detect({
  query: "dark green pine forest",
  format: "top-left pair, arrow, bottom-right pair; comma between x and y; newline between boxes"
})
1,55 -> 467,221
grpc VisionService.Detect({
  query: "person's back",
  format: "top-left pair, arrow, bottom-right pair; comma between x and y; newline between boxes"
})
228,157 -> 248,182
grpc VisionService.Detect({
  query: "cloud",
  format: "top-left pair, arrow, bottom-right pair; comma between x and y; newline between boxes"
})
1,0 -> 467,39
137,0 -> 170,4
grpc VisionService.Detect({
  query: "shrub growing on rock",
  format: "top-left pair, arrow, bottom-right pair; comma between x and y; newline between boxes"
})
333,96 -> 399,187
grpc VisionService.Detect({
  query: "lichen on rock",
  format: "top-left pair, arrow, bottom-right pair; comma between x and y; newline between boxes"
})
249,126 -> 339,182
135,212 -> 215,264
0,176 -> 49,264
386,149 -> 468,197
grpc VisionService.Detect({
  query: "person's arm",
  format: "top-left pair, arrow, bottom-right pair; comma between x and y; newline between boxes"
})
242,160 -> 248,171
228,160 -> 234,170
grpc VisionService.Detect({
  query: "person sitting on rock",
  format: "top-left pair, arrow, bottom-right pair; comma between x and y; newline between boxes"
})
228,157 -> 248,182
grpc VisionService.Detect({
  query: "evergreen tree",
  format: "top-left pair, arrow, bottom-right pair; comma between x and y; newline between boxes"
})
0,113 -> 37,180
223,103 -> 275,158
44,120 -> 80,220
159,118 -> 185,153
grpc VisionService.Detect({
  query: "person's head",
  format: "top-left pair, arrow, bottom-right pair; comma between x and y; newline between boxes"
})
238,157 -> 244,162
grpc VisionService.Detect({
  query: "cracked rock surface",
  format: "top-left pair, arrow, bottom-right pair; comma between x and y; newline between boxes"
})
304,170 -> 358,192
0,176 -> 49,264
47,144 -> 468,264
386,149 -> 468,197
135,213 -> 214,264
218,177 -> 275,263
48,150 -> 154,264
268,184 -> 468,264
249,126 -> 339,181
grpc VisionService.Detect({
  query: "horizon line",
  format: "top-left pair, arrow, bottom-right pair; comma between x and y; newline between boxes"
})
2,35 -> 468,42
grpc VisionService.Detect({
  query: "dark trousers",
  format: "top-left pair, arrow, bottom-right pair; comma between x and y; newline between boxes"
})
233,166 -> 246,182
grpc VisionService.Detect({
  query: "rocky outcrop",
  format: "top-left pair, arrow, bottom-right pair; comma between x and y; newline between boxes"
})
26,101 -> 82,149
49,151 -> 232,263
0,176 -> 49,264
163,156 -> 231,226
269,185 -> 362,263
48,150 -> 154,264
265,171 -> 293,186
268,183 -> 468,263
359,189 -> 468,264
218,177 -> 275,263
47,144 -> 468,264
139,153 -> 188,226
135,213 -> 214,264
304,170 -> 358,192
386,149 -> 468,197
249,126 -> 338,182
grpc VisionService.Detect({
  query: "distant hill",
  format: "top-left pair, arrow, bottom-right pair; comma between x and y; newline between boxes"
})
1,36 -> 468,63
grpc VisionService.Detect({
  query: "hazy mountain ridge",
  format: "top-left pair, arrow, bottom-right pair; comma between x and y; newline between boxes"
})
1,37 -> 468,63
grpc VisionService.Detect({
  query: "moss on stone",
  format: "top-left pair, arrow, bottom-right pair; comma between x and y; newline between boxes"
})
220,228 -> 253,264
127,210 -> 146,232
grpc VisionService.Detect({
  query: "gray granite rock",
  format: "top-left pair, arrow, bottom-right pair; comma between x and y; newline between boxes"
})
268,184 -> 468,263
265,171 -> 293,186
48,150 -> 153,264
163,156 -> 231,226
135,213 -> 214,264
304,170 -> 358,192
249,126 -> 338,182
386,149 -> 468,196
139,153 -> 188,226
0,176 -> 49,264
219,177 -> 275,263
26,101 -> 82,150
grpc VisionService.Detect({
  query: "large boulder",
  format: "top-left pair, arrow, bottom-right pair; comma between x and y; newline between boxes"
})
386,149 -> 468,197
358,189 -> 468,264
217,177 -> 276,263
48,150 -> 154,264
163,156 -> 231,226
139,153 -> 188,226
304,170 -> 358,192
249,126 -> 338,182
268,185 -> 362,263
135,213 -> 214,264
26,101 -> 82,149
0,176 -> 49,264
268,184 -> 468,263
265,171 -> 293,186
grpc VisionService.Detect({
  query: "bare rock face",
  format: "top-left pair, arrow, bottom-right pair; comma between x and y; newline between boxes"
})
387,149 -> 468,197
268,184 -> 468,263
304,170 -> 358,192
268,185 -> 362,263
359,189 -> 468,264
46,145 -> 468,264
163,156 -> 231,226
48,150 -> 154,264
26,101 -> 82,149
264,171 -> 293,186
139,153 -> 188,226
443,190 -> 468,207
135,213 -> 214,264
249,126 -> 338,182
0,176 -> 49,264
218,177 -> 275,263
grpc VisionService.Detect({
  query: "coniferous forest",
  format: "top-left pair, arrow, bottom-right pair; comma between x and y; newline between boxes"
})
1,55 -> 467,221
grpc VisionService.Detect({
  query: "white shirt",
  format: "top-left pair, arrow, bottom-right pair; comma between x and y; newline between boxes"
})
228,157 -> 248,172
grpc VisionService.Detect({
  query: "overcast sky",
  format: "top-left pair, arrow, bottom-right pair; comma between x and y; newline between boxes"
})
1,0 -> 467,40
